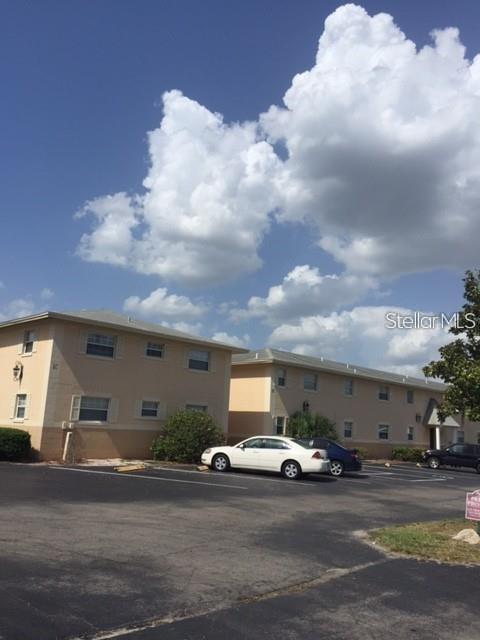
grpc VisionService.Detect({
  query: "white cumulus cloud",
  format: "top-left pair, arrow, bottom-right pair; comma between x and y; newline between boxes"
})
268,305 -> 453,376
261,4 -> 480,277
123,287 -> 206,323
77,91 -> 281,287
211,331 -> 250,348
230,265 -> 377,323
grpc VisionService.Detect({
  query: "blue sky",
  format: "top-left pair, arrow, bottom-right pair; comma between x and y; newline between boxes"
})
1,1 -> 479,374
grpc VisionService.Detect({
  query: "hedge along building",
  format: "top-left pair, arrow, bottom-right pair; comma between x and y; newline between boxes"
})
0,310 -> 245,461
229,349 -> 480,458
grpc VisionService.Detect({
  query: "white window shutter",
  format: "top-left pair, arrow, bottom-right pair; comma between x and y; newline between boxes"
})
23,394 -> 30,420
109,398 -> 119,424
135,399 -> 142,418
115,336 -> 123,359
32,332 -> 38,353
78,331 -> 88,354
17,334 -> 24,355
10,396 -> 17,419
156,403 -> 166,420
210,352 -> 216,373
70,395 -> 81,421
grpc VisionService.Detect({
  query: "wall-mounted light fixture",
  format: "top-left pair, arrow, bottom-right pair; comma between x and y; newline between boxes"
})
13,362 -> 23,381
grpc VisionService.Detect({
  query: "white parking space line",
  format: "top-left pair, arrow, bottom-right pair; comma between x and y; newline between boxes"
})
49,466 -> 248,490
148,465 -> 319,487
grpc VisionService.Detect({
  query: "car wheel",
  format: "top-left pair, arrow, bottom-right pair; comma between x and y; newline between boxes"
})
427,456 -> 440,470
282,460 -> 302,480
330,460 -> 344,477
212,453 -> 230,472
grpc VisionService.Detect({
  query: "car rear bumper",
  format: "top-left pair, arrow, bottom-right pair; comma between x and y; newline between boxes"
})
304,459 -> 331,474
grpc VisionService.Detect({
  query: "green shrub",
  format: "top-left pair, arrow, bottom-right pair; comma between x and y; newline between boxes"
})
286,411 -> 339,441
0,427 -> 31,461
391,447 -> 424,463
151,410 -> 225,463
354,447 -> 368,460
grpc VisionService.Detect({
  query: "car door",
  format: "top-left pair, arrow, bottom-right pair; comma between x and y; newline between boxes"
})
261,438 -> 292,471
233,437 -> 265,469
442,444 -> 467,467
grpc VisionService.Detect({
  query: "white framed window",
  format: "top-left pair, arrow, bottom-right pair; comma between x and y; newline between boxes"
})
86,333 -> 116,358
188,349 -> 210,372
344,378 -> 354,397
378,424 -> 389,440
14,394 -> 27,420
303,372 -> 318,391
407,426 -> 414,441
274,416 -> 286,435
141,400 -> 160,418
23,330 -> 36,354
457,430 -> 465,444
378,385 -> 390,401
415,413 -> 422,423
343,420 -> 353,439
276,368 -> 287,388
406,389 -> 414,404
77,396 -> 110,422
145,342 -> 164,359
185,404 -> 208,412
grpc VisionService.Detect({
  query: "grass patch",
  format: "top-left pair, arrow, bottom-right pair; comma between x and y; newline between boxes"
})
370,519 -> 480,565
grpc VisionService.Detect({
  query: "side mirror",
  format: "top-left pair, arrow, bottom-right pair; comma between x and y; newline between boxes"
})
239,443 -> 246,450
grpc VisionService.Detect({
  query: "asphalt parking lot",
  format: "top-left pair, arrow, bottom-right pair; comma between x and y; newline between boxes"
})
1,461 -> 479,640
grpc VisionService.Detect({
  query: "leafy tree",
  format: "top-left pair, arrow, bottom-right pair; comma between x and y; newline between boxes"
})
286,411 -> 339,441
151,410 -> 225,463
423,269 -> 480,422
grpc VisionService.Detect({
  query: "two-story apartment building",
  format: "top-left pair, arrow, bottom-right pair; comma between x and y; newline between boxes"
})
229,349 -> 480,457
0,310 -> 245,460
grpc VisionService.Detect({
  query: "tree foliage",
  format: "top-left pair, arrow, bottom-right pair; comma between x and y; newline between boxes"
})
286,411 -> 339,441
423,269 -> 480,422
151,410 -> 225,463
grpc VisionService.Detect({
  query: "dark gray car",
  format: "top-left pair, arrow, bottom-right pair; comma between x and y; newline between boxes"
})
422,443 -> 480,473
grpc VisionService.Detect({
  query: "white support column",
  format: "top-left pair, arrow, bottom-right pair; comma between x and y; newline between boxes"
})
435,426 -> 441,450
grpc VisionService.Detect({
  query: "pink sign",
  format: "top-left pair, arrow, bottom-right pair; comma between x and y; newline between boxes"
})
465,490 -> 480,522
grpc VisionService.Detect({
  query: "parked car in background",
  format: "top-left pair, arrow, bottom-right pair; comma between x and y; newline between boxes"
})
295,438 -> 362,477
422,443 -> 480,473
201,436 -> 330,480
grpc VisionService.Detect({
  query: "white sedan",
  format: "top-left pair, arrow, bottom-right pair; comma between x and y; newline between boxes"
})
201,436 -> 330,480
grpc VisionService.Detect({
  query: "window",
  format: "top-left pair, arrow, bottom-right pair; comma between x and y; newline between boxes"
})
344,378 -> 354,397
14,394 -> 27,419
304,372 -> 318,391
457,430 -> 465,444
23,330 -> 36,354
378,385 -> 390,401
378,424 -> 389,440
242,438 -> 264,449
141,400 -> 159,418
406,389 -> 414,404
146,342 -> 164,358
276,368 -> 287,387
186,404 -> 208,412
78,397 -> 110,422
264,438 -> 290,449
86,333 -> 116,358
407,426 -> 414,441
188,349 -> 210,371
343,420 -> 353,439
415,413 -> 422,424
274,416 -> 286,435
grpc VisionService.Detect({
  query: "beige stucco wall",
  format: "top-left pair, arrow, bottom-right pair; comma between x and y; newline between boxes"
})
40,320 -> 233,459
229,362 -> 464,457
228,364 -> 272,441
0,319 -> 53,454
